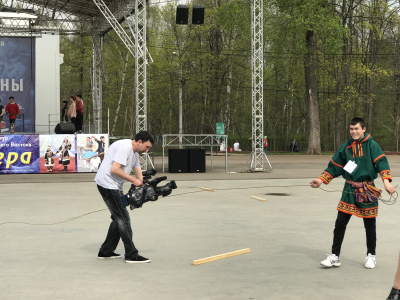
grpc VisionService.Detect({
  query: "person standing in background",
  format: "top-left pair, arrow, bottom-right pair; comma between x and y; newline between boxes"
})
0,99 -> 4,130
263,136 -> 268,154
61,101 -> 68,123
233,141 -> 240,151
0,99 -> 4,122
76,94 -> 84,133
68,96 -> 77,132
5,96 -> 21,134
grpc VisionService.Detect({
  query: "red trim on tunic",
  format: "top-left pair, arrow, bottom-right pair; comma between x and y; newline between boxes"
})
330,159 -> 343,168
337,201 -> 378,218
373,154 -> 385,164
361,134 -> 370,143
346,141 -> 356,149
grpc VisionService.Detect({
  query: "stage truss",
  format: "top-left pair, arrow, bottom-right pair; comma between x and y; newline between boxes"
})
0,0 -> 148,135
1,0 -> 272,172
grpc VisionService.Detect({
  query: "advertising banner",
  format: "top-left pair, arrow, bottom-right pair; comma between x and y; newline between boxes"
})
0,135 -> 40,174
76,134 -> 108,172
0,134 -> 108,174
39,135 -> 76,173
0,37 -> 36,133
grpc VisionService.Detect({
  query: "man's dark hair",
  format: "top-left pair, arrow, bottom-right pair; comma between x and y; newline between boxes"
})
350,117 -> 366,129
135,131 -> 154,144
63,101 -> 68,105
9,96 -> 14,100
77,94 -> 82,99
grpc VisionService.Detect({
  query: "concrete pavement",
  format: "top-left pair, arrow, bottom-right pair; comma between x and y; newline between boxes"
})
1,153 -> 400,300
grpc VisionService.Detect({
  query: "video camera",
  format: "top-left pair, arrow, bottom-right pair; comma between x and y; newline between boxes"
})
121,169 -> 177,210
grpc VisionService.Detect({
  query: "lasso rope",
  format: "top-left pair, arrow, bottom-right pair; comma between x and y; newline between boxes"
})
0,183 -> 396,227
318,185 -> 398,205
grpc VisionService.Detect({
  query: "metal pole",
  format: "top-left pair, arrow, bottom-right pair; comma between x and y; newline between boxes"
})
211,145 -> 213,170
173,51 -> 183,149
162,135 -> 165,172
178,59 -> 183,149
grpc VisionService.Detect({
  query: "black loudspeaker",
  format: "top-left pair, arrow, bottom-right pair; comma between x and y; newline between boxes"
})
192,5 -> 205,25
168,149 -> 189,173
176,5 -> 189,24
54,122 -> 76,134
189,149 -> 206,173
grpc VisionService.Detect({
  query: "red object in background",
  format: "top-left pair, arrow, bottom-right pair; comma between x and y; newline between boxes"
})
0,121 -> 5,128
228,147 -> 233,152
39,157 -> 76,173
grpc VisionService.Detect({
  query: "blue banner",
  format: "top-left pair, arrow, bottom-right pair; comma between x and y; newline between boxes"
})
0,135 -> 40,173
0,37 -> 35,133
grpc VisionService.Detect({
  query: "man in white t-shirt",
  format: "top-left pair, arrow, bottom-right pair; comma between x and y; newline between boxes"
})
95,131 -> 153,264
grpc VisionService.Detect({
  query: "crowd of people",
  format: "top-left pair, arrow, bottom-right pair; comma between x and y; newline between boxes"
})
62,95 -> 84,134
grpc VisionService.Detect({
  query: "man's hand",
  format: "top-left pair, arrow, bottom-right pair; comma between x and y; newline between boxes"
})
110,162 -> 144,187
131,177 -> 143,187
310,178 -> 323,188
383,179 -> 396,194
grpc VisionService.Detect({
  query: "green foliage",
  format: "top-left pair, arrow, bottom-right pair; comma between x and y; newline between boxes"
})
58,0 -> 400,151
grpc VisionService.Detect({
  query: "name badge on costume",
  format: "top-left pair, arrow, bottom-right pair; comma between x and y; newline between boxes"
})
344,160 -> 357,174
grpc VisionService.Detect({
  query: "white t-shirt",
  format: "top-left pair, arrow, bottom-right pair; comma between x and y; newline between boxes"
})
94,139 -> 140,190
233,142 -> 239,151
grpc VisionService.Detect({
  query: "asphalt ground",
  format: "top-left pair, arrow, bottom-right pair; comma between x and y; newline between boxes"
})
1,153 -> 400,300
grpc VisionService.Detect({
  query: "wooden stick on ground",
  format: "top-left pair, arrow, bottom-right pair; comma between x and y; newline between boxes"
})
192,248 -> 251,266
200,187 -> 215,192
251,196 -> 267,202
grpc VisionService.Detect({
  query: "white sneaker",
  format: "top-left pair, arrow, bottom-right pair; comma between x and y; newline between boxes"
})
320,254 -> 341,267
365,253 -> 376,269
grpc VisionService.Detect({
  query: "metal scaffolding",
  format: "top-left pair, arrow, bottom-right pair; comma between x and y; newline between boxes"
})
133,0 -> 147,133
91,33 -> 104,134
250,0 -> 271,172
0,0 -> 148,136
161,134 -> 228,173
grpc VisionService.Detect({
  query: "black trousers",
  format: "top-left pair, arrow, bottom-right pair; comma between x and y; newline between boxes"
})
70,117 -> 77,131
97,185 -> 139,259
332,211 -> 376,256
76,112 -> 83,131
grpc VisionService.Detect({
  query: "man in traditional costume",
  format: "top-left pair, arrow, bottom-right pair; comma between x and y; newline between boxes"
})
310,117 -> 396,269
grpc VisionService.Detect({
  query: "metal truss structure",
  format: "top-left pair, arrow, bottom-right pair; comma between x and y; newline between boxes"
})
91,33 -> 104,134
250,0 -> 271,172
0,0 -> 148,137
2,0 -> 270,173
161,134 -> 228,173
133,0 -> 147,133
1,0 -> 136,35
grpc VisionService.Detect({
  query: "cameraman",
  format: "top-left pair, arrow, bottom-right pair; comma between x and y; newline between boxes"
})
94,131 -> 154,263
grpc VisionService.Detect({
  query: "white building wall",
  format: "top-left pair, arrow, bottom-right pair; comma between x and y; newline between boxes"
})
35,33 -> 62,134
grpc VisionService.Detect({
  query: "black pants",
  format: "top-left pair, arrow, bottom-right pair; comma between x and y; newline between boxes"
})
70,117 -> 77,131
332,211 -> 376,256
97,185 -> 139,259
76,112 -> 83,131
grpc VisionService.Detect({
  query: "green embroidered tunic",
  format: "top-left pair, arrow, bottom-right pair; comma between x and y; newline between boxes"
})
318,133 -> 392,218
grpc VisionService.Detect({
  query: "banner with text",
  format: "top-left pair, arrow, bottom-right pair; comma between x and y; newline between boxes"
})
0,135 -> 40,174
0,37 -> 36,133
